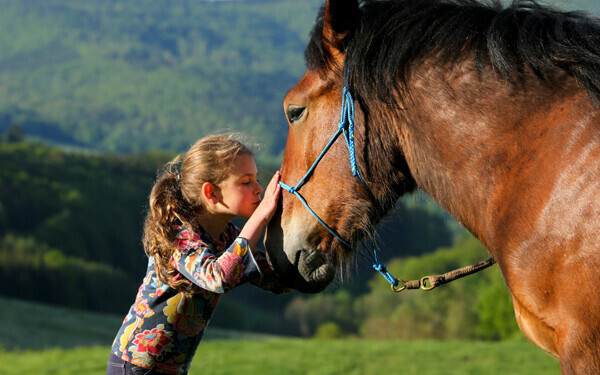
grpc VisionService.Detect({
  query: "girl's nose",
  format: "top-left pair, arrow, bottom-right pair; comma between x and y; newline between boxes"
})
256,182 -> 263,195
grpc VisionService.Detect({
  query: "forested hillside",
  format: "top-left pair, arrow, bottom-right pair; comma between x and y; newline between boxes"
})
0,0 -> 321,157
0,138 -> 457,337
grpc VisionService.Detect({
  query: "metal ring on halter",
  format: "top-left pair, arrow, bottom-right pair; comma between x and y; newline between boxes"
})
391,278 -> 408,292
420,276 -> 436,291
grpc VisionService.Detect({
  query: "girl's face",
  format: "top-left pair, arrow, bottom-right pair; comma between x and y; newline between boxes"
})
217,153 -> 263,219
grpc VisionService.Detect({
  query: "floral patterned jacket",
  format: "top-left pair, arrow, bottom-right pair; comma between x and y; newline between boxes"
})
110,222 -> 290,375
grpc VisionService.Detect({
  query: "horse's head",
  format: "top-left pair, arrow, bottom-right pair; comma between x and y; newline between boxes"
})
265,0 -> 416,293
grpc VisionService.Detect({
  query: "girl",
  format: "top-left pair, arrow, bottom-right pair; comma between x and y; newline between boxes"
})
107,135 -> 289,375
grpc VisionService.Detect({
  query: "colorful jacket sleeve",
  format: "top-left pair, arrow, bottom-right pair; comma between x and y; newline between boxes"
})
171,230 -> 260,294
249,252 -> 293,294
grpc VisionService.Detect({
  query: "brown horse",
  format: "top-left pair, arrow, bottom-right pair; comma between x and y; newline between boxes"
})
264,0 -> 600,373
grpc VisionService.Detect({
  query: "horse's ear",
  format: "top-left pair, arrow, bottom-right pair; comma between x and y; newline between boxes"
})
322,0 -> 360,65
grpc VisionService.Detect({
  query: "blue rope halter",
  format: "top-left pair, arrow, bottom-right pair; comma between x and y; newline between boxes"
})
279,82 -> 399,287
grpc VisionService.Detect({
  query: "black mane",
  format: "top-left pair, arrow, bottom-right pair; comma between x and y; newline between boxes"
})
305,0 -> 600,103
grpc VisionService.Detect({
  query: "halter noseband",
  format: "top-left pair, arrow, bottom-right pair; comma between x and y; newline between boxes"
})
279,80 -> 400,288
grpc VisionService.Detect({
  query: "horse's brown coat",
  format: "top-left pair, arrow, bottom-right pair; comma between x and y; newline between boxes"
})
265,1 -> 600,373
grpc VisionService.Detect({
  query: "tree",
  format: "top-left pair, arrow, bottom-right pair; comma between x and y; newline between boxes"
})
0,202 -> 6,234
314,322 -> 344,339
475,270 -> 520,340
7,125 -> 24,143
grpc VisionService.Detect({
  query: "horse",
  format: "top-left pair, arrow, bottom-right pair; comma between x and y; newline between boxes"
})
263,0 -> 600,373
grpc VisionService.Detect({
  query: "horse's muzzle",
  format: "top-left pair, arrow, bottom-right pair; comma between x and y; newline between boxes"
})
265,220 -> 335,293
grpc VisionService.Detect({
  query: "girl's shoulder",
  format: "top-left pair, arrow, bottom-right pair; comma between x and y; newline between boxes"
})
173,222 -> 239,251
173,224 -> 207,253
224,221 -> 241,242
174,224 -> 203,241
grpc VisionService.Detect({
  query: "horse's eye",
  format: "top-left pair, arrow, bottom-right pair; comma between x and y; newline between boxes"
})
286,105 -> 306,123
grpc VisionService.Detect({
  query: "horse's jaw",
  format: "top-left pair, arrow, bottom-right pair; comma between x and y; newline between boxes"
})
265,216 -> 336,293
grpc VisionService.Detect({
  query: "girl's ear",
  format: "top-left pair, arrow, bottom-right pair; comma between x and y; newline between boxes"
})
201,182 -> 219,204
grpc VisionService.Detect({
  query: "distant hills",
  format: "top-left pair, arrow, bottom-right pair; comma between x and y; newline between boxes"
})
1,0 -> 597,158
0,0 -> 322,157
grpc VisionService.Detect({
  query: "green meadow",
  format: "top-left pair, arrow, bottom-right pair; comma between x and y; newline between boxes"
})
0,340 -> 560,375
0,298 -> 560,375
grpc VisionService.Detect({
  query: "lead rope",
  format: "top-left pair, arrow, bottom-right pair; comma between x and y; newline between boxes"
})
279,77 -> 496,292
391,257 -> 496,292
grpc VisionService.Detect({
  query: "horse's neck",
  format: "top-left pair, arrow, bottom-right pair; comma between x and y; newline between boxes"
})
398,68 -> 595,250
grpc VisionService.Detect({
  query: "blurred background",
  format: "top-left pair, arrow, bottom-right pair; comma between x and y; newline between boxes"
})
0,0 -> 597,373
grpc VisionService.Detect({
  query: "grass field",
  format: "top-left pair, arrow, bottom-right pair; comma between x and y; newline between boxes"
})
0,297 -> 278,351
0,297 -> 560,374
0,339 -> 560,375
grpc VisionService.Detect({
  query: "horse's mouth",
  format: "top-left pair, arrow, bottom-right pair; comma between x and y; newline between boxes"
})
266,246 -> 336,293
265,217 -> 337,293
296,248 -> 336,292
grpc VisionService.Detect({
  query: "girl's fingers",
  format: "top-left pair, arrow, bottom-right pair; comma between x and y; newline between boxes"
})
266,171 -> 280,195
263,172 -> 280,213
270,171 -> 280,186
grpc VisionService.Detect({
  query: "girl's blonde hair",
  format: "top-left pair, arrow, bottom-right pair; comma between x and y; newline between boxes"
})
142,134 -> 253,293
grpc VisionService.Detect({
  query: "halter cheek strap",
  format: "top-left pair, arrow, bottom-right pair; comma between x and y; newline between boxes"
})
279,84 -> 399,287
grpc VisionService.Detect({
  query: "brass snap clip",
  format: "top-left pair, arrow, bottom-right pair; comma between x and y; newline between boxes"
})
391,278 -> 408,293
420,276 -> 436,291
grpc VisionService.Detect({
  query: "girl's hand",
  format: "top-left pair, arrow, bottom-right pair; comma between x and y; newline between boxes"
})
254,171 -> 281,224
239,171 -> 281,250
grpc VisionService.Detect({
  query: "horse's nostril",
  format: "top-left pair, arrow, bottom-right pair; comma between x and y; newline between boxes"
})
298,249 -> 327,276
293,248 -> 302,267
